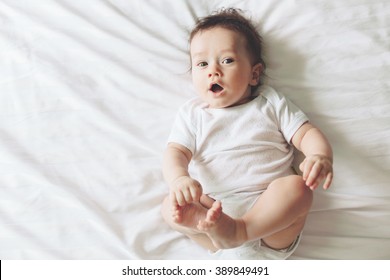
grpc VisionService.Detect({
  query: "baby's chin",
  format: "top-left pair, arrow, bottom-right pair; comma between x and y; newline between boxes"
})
206,101 -> 236,109
205,97 -> 253,109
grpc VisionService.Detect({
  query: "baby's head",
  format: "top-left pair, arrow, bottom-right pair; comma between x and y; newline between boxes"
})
189,8 -> 266,108
190,8 -> 265,71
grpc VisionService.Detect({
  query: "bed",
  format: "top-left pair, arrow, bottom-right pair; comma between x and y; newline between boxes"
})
1,0 -> 389,260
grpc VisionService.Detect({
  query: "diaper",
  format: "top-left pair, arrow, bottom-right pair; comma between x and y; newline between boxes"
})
209,187 -> 266,218
209,233 -> 301,260
207,189 -> 301,260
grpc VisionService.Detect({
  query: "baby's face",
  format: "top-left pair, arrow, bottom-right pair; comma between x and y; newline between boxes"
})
190,27 -> 260,108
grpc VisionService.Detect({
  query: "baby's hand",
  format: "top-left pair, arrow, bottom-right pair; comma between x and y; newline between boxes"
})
170,176 -> 203,206
299,154 -> 333,190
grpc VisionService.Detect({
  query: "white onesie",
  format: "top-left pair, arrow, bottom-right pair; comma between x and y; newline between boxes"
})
168,86 -> 309,259
168,85 -> 308,202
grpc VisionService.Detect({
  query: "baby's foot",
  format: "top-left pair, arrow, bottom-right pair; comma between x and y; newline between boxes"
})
197,200 -> 222,230
197,201 -> 248,249
171,203 -> 185,223
172,195 -> 214,230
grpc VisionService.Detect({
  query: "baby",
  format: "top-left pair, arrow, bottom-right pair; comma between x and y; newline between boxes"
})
161,8 -> 333,259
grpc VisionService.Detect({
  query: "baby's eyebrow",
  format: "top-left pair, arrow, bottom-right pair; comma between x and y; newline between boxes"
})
191,52 -> 205,59
219,48 -> 237,54
191,49 -> 237,59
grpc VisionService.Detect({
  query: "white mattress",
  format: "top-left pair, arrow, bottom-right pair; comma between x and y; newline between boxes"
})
1,0 -> 389,259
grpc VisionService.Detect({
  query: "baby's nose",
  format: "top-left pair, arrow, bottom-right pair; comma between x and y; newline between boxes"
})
208,72 -> 219,78
208,66 -> 221,78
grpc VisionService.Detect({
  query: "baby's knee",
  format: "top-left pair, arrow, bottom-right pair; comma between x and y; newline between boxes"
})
270,175 -> 313,206
272,175 -> 305,189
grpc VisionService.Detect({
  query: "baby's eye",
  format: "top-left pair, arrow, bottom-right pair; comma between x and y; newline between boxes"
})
197,61 -> 208,67
222,58 -> 234,64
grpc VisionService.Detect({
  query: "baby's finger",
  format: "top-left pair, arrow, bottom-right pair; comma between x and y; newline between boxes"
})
190,185 -> 202,202
170,191 -> 185,208
170,191 -> 178,205
302,159 -> 316,182
322,172 -> 333,190
305,161 -> 322,186
175,191 -> 186,206
309,169 -> 328,190
308,181 -> 319,190
182,188 -> 194,204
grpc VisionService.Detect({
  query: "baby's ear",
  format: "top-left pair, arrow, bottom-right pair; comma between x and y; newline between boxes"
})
250,63 -> 263,86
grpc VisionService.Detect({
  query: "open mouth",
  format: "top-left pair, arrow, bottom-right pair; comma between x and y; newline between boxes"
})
210,83 -> 224,94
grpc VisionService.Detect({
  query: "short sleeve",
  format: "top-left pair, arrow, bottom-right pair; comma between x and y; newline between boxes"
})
262,87 -> 309,143
167,101 -> 197,155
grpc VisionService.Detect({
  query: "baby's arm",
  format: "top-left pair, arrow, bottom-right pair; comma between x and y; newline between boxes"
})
292,122 -> 333,190
163,143 -> 203,206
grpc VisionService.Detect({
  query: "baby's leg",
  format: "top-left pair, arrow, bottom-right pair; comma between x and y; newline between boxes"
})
197,175 -> 313,250
161,194 -> 219,251
197,202 -> 248,249
243,175 -> 313,249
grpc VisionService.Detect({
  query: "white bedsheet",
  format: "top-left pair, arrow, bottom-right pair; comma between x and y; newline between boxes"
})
1,0 -> 389,259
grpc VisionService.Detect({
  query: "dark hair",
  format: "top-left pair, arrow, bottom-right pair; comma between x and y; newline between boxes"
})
189,8 -> 266,88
